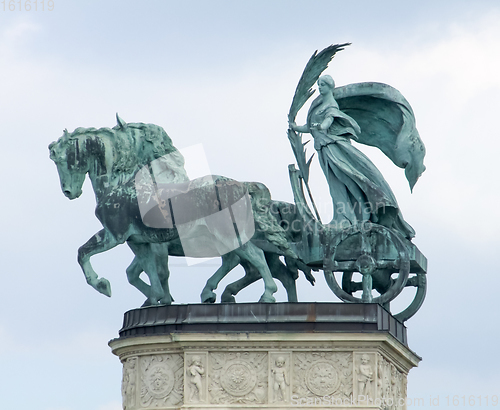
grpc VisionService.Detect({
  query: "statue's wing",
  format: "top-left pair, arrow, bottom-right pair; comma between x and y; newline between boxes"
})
333,82 -> 426,191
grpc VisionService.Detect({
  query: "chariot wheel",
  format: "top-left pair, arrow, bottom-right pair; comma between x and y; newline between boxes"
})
393,272 -> 427,322
323,222 -> 410,305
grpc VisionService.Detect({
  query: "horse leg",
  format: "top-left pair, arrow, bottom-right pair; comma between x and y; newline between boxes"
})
201,252 -> 240,303
127,242 -> 166,306
221,259 -> 260,303
267,254 -> 298,302
77,229 -> 120,296
234,242 -> 277,303
125,256 -> 152,300
150,243 -> 173,305
126,256 -> 174,304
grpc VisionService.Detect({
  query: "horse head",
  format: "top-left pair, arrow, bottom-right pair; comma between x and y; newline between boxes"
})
49,129 -> 89,200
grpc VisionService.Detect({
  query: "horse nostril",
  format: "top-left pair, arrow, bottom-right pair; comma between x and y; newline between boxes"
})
64,190 -> 72,196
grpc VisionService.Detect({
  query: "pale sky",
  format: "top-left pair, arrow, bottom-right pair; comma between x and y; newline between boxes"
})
1,1 -> 499,409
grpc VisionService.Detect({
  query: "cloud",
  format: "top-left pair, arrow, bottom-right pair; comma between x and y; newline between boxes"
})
0,17 -> 41,47
403,11 -> 500,106
341,9 -> 500,102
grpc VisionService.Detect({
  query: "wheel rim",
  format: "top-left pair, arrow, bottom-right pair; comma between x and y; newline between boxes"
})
323,223 -> 410,305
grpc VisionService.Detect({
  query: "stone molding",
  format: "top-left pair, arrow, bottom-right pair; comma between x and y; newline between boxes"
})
110,332 -> 419,409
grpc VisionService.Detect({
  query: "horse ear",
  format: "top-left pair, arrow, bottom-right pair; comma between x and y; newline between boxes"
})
64,128 -> 69,137
116,113 -> 127,130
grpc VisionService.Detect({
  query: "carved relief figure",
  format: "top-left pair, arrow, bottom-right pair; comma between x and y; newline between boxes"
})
187,356 -> 205,402
357,354 -> 373,398
271,356 -> 289,402
391,364 -> 404,410
122,357 -> 137,410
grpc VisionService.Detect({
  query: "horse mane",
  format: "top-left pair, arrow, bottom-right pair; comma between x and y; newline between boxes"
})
112,122 -> 181,175
123,122 -> 177,157
72,126 -> 114,137
67,122 -> 184,176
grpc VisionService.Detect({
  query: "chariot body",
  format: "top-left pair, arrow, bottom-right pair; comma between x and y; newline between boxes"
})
288,165 -> 427,323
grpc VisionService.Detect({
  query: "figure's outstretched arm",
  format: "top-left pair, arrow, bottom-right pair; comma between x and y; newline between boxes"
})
290,115 -> 333,133
289,121 -> 310,133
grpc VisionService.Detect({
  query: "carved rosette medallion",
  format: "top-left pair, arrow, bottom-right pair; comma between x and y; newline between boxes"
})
221,360 -> 257,396
208,352 -> 267,405
145,363 -> 175,398
140,354 -> 184,408
305,360 -> 340,396
293,352 -> 352,400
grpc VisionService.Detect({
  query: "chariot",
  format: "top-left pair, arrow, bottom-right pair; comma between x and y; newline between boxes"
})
49,44 -> 428,322
288,165 -> 427,322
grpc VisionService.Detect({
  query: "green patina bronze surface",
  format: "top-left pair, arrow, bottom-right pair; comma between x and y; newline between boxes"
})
49,43 -> 427,322
286,44 -> 426,321
49,115 -> 308,306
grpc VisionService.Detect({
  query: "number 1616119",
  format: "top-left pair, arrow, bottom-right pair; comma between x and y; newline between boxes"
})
1,0 -> 55,11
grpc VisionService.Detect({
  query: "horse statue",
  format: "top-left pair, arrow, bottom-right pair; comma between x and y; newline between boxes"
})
49,115 -> 306,305
202,198 -> 317,303
123,199 -> 316,304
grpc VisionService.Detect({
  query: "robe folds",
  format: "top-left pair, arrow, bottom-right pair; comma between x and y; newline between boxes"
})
307,95 -> 415,239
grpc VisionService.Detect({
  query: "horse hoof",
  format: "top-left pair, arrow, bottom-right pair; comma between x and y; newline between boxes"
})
221,294 -> 236,304
258,294 -> 276,303
201,290 -> 216,304
96,278 -> 112,297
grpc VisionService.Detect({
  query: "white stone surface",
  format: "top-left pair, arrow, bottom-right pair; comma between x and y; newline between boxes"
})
109,332 -> 420,409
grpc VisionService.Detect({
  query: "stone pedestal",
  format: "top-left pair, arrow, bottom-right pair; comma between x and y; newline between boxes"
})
109,303 -> 420,410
